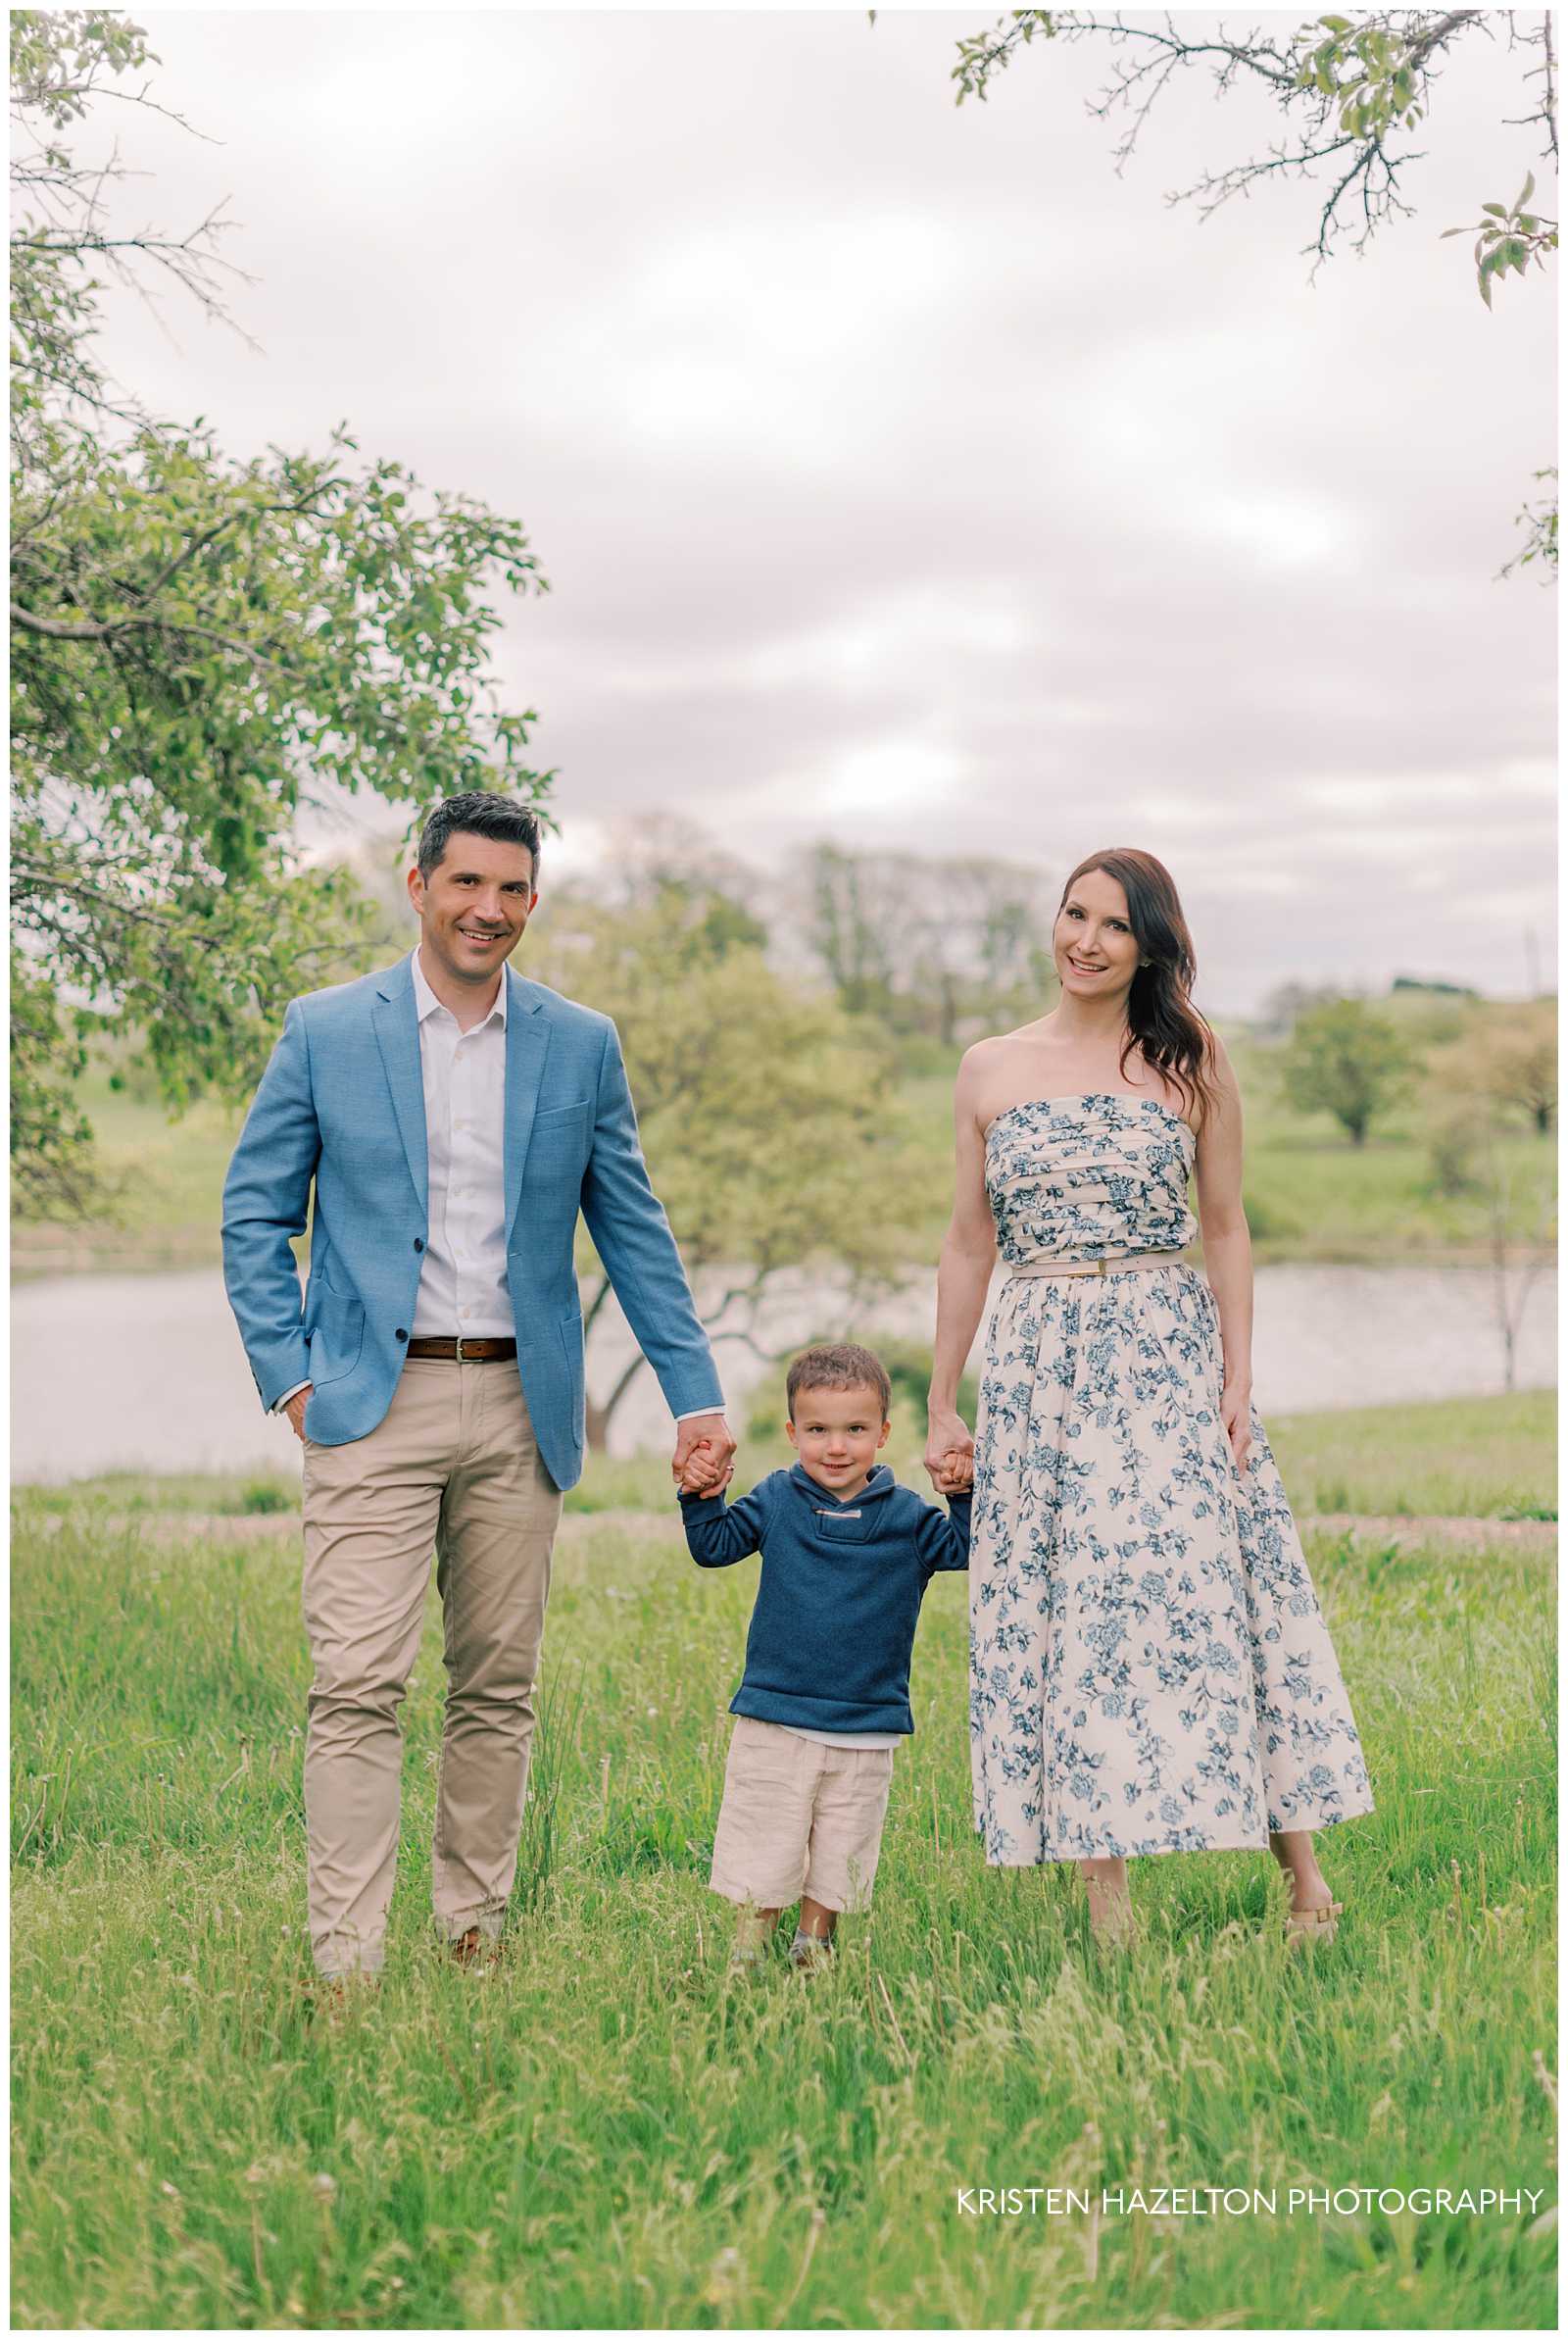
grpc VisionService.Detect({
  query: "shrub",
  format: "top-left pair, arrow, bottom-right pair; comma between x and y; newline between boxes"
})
237,1480 -> 291,1516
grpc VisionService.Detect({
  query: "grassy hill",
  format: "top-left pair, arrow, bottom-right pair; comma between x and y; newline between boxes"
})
12,1004 -> 1555,1278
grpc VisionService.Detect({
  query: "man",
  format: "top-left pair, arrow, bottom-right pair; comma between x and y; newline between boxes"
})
221,792 -> 736,1987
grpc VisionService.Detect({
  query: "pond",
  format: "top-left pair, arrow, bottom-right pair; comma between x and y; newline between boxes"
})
10,1260 -> 1557,1484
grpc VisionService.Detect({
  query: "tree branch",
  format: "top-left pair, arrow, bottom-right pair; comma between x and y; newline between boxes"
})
596,1350 -> 648,1428
10,600 -> 291,670
10,863 -> 228,946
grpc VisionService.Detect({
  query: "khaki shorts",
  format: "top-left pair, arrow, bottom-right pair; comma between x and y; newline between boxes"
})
710,1715 -> 897,1914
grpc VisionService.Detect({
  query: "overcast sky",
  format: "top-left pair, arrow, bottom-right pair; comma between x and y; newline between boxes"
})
81,5 -> 1558,1014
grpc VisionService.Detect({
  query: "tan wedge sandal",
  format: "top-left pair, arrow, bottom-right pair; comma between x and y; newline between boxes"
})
1284,1899 -> 1345,1947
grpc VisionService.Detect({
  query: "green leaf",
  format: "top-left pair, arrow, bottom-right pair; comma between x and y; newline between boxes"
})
1515,171 -> 1537,214
1481,203 -> 1508,219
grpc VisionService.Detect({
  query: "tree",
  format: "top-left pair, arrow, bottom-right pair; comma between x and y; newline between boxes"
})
1424,1096 -> 1555,1388
808,844 -> 903,1020
916,858 -> 1059,1043
949,10 -> 1558,570
1257,978 -> 1333,1040
1278,994 -> 1414,1143
524,885 -> 940,1447
806,841 -> 1056,1044
1435,997 -> 1557,1135
10,11 -> 551,1217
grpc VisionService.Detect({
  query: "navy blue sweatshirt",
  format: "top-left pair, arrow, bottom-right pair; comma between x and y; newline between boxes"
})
680,1462 -> 972,1736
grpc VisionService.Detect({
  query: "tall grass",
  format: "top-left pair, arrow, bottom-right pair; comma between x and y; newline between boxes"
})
11,1459 -> 1556,2328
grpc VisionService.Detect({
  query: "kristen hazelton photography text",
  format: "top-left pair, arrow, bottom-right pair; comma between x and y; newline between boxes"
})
954,2186 -> 1553,2221
9,7 -> 1557,2336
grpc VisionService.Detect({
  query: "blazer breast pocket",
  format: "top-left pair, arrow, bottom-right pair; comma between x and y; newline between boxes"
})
526,1099 -> 593,1167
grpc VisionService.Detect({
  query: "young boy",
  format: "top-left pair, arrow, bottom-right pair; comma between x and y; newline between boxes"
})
679,1341 -> 973,1971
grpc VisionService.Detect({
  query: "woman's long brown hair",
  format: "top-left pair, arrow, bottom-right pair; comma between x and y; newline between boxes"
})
1057,848 -> 1221,1128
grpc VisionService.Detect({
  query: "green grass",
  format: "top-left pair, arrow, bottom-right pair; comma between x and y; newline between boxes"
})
1266,1391 -> 1557,1520
23,1392 -> 1556,1527
11,1067 -> 247,1278
11,1411 -> 1558,2327
16,1467 -> 303,1518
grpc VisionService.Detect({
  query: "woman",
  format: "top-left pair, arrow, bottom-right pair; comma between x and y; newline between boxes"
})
925,848 -> 1373,1949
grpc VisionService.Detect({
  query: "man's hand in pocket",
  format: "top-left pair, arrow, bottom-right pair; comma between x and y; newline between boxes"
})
284,1385 -> 314,1441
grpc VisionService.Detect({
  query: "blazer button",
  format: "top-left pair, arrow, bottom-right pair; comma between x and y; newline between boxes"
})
395,1328 -> 408,1342
413,1238 -> 424,1253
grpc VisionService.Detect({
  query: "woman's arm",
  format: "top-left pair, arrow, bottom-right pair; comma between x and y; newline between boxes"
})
924,1047 -> 999,1491
1192,1036 -> 1254,1473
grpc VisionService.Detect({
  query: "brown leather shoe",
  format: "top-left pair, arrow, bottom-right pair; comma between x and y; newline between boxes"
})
449,1925 -> 503,1972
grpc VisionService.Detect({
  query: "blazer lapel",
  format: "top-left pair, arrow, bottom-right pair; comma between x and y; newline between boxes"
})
503,969 -> 551,1249
371,960 -> 428,1216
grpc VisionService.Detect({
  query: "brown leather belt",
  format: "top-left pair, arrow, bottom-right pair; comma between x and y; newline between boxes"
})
405,1336 -> 518,1362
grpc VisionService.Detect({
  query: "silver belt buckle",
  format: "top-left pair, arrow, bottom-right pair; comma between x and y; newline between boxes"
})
455,1334 -> 470,1362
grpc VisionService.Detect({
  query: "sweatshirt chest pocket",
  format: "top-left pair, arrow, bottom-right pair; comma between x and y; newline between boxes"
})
813,1512 -> 872,1545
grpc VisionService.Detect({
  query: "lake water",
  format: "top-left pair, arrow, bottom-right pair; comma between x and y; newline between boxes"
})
10,1261 -> 1557,1485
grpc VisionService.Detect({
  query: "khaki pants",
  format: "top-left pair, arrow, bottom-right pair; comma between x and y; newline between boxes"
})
300,1358 -> 564,1977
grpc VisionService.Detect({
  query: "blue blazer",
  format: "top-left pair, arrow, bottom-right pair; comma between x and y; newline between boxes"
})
220,954 -> 722,1490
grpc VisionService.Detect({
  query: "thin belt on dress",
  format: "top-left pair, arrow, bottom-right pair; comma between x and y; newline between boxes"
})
1004,1251 -> 1188,1280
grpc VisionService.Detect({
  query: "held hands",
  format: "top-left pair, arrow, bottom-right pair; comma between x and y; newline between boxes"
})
672,1412 -> 737,1499
678,1444 -> 730,1497
924,1410 -> 975,1498
283,1385 -> 314,1443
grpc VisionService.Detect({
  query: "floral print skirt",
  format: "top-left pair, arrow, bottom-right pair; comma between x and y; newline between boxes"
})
968,1264 -> 1375,1865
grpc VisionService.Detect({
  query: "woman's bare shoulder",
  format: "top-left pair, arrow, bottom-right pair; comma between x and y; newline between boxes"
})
961,1019 -> 1052,1068
953,1035 -> 1023,1137
1204,1027 -> 1243,1096
956,1026 -> 1047,1099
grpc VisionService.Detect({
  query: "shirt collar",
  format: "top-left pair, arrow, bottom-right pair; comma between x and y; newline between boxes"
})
409,945 -> 509,1030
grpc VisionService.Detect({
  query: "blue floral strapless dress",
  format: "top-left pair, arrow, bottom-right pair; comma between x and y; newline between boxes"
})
969,1094 -> 1374,1866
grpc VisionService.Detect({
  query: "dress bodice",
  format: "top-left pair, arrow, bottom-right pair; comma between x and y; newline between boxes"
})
984,1093 -> 1197,1266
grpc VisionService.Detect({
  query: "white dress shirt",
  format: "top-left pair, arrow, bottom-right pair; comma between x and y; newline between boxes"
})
274,947 -> 720,1425
409,945 -> 514,1338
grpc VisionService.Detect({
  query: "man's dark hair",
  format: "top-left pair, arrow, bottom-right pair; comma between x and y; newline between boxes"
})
786,1342 -> 893,1423
416,792 -> 543,885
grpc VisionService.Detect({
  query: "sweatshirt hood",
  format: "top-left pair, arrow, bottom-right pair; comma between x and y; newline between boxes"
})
786,1460 -> 899,1510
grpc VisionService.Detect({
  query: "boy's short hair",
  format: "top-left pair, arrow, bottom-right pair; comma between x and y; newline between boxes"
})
786,1342 -> 893,1423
